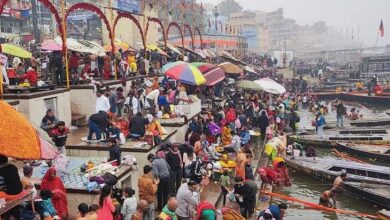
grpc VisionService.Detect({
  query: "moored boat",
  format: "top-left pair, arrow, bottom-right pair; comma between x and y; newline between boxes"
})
379,210 -> 390,220
343,182 -> 390,209
288,135 -> 390,148
283,156 -> 390,185
336,142 -> 390,161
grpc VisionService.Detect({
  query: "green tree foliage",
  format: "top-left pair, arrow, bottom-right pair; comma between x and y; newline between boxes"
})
217,0 -> 243,18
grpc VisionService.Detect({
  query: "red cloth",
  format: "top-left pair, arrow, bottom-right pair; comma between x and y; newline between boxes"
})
7,69 -> 17,78
40,167 -> 68,218
225,108 -> 236,123
196,201 -> 215,220
22,69 -> 38,86
69,54 -> 79,68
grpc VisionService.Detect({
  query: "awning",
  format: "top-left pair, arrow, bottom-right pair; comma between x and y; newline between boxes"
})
204,67 -> 225,86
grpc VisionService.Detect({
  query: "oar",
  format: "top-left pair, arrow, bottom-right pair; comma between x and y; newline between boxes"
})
261,191 -> 380,219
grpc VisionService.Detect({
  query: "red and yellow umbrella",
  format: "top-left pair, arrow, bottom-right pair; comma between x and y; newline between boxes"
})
0,101 -> 59,160
191,62 -> 217,73
162,61 -> 206,86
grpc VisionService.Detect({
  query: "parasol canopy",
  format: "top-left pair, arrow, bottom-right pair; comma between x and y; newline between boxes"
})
236,80 -> 263,91
41,40 -> 62,51
191,62 -> 216,73
244,66 -> 256,73
0,101 -> 59,160
162,61 -> 206,86
254,78 -> 286,94
218,62 -> 243,74
203,67 -> 225,86
0,43 -> 32,58
104,39 -> 131,52
203,48 -> 217,58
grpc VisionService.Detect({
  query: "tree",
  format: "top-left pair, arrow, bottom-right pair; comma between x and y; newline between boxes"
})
217,0 -> 243,18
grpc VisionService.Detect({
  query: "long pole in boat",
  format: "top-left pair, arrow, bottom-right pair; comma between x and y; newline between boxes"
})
61,0 -> 70,89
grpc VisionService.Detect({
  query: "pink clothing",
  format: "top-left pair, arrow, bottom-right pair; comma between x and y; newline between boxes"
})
97,197 -> 115,220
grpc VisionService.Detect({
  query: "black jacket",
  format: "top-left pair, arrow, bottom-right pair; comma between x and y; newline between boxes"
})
129,115 -> 149,135
259,114 -> 269,129
89,111 -> 109,130
109,144 -> 122,165
166,151 -> 182,171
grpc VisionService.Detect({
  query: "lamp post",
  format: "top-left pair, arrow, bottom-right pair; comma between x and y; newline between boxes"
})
212,6 -> 219,50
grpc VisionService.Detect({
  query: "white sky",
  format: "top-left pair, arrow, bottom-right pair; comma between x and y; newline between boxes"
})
200,0 -> 390,46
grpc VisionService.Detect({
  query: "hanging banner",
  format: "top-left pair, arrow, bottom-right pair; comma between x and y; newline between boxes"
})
113,0 -> 141,14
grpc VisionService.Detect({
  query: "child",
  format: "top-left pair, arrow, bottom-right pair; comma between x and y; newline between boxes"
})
121,187 -> 137,220
51,121 -> 70,156
77,203 -> 89,220
40,190 -> 59,219
220,169 -> 231,206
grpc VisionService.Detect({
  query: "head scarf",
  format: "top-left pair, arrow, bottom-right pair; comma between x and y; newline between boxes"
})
40,167 -> 68,217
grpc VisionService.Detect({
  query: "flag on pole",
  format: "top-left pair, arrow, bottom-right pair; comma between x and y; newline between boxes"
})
379,19 -> 384,37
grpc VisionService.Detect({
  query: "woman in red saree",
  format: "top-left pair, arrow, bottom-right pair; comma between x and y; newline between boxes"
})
41,167 -> 68,218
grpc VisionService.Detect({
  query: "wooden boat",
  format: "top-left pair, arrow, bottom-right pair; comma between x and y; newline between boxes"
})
288,135 -> 390,148
336,143 -> 390,161
343,182 -> 390,209
350,119 -> 390,127
379,210 -> 390,220
283,156 -> 390,185
312,92 -> 390,106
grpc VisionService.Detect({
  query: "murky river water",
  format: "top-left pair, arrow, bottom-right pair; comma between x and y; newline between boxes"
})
276,104 -> 389,219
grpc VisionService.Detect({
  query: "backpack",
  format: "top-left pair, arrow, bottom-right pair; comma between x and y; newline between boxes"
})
196,201 -> 216,220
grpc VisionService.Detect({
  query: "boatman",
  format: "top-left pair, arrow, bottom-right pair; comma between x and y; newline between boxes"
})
319,188 -> 337,208
333,170 -> 347,193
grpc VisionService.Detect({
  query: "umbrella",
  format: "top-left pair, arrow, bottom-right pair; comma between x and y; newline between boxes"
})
218,62 -> 243,74
254,78 -> 286,94
137,43 -> 169,56
203,49 -> 217,58
203,67 -> 225,86
191,62 -> 216,73
236,80 -> 263,91
41,40 -> 62,51
0,101 -> 59,160
0,43 -> 32,58
162,61 -> 206,86
244,66 -> 256,73
194,49 -> 207,59
104,39 -> 132,52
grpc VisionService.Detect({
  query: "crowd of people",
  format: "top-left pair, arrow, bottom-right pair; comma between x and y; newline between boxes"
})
1,41 -> 363,220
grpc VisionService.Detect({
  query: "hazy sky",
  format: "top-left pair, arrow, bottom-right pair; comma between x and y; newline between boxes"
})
200,0 -> 390,46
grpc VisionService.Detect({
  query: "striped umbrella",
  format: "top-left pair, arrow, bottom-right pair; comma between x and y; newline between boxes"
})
162,61 -> 206,86
191,62 -> 216,73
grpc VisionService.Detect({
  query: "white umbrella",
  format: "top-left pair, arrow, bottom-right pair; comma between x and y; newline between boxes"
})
254,78 -> 286,94
244,66 -> 256,73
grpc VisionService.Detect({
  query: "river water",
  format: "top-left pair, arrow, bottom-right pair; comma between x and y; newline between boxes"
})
274,103 -> 389,219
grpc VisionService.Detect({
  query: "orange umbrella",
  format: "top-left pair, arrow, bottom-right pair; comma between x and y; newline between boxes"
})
0,101 -> 59,160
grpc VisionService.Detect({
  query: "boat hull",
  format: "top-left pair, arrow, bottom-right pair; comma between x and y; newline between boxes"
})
343,182 -> 390,209
312,92 -> 390,106
336,143 -> 390,161
283,156 -> 390,185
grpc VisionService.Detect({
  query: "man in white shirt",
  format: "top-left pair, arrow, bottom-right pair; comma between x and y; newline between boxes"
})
95,88 -> 110,113
146,89 -> 159,114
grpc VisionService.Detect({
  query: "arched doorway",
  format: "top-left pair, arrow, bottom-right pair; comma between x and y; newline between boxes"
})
145,17 -> 166,49
113,12 -> 146,50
